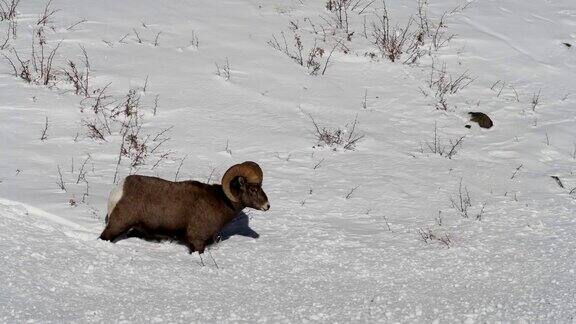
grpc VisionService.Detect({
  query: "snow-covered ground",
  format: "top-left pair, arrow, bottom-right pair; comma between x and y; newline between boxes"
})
1,0 -> 575,322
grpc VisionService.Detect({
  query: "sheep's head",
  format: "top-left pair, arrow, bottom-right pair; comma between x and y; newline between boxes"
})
222,161 -> 270,211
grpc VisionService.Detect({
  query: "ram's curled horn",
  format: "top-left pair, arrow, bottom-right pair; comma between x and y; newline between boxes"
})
222,161 -> 263,202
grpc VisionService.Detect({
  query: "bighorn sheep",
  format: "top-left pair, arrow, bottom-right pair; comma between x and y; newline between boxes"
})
467,112 -> 493,129
99,161 -> 270,254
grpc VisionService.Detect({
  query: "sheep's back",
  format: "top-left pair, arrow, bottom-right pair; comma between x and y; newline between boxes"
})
122,175 -> 209,230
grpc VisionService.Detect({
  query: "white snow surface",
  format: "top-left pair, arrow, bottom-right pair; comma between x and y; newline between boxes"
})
1,0 -> 575,322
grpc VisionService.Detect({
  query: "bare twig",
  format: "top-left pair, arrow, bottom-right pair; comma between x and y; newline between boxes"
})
446,136 -> 465,159
113,136 -> 125,184
174,154 -> 188,181
81,179 -> 90,203
153,32 -> 161,46
224,140 -> 232,155
152,125 -> 174,142
490,80 -> 502,91
206,166 -> 216,183
66,18 -> 87,31
0,27 -> 10,50
190,30 -> 199,49
208,250 -> 219,269
418,228 -> 451,248
476,202 -> 486,221
510,85 -> 520,102
142,75 -> 149,92
85,120 -> 106,141
63,45 -> 91,97
450,178 -> 471,218
0,0 -> 19,21
215,58 -> 231,80
510,164 -> 523,180
345,185 -> 359,199
321,40 -> 341,75
151,151 -> 171,170
133,28 -> 143,44
37,0 -> 59,26
382,215 -> 391,231
40,116 -> 48,141
56,165 -> 66,191
313,158 -> 325,170
153,94 -> 160,115
76,155 -> 91,184
531,89 -> 541,111
550,176 -> 564,189
119,33 -> 130,44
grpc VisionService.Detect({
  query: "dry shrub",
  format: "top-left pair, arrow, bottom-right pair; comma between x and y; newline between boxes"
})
0,0 -> 19,21
425,61 -> 474,110
63,46 -> 91,97
310,113 -> 364,150
422,123 -> 465,159
3,27 -> 61,86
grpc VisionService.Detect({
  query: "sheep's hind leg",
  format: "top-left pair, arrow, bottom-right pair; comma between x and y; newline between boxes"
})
184,234 -> 206,266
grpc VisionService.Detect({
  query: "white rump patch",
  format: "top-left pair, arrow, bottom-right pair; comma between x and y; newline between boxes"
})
107,178 -> 125,217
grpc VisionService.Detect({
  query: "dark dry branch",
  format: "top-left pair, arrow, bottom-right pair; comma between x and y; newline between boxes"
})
510,164 -> 523,180
174,154 -> 188,181
321,40 -> 340,75
531,89 -> 541,111
450,179 -> 472,218
36,0 -> 59,26
76,155 -> 91,184
190,30 -> 199,48
153,94 -> 159,115
63,46 -> 91,97
40,116 -> 49,140
345,185 -> 359,199
0,0 -> 19,21
215,58 -> 231,80
56,165 -> 66,191
550,176 -> 564,189
133,28 -> 143,44
153,32 -> 161,46
418,228 -> 451,248
66,19 -> 87,31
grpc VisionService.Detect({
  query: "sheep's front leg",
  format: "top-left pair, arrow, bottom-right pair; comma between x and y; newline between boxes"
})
193,240 -> 206,254
184,231 -> 206,255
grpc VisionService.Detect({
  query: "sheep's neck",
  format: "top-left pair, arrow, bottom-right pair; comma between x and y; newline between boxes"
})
223,200 -> 245,223
215,184 -> 245,223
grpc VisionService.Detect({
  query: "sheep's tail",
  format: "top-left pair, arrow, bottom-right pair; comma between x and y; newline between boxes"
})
106,178 -> 125,223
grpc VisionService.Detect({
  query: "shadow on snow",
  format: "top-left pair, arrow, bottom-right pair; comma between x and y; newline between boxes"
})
111,211 -> 259,250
